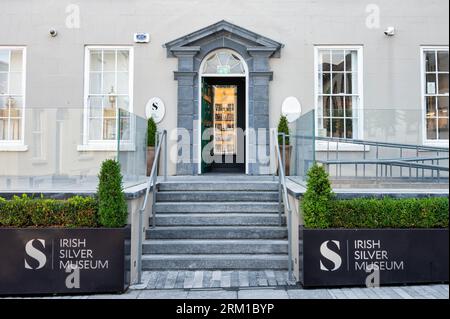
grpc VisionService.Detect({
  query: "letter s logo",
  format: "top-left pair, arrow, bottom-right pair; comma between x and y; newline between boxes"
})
320,240 -> 342,272
152,102 -> 159,111
25,239 -> 47,270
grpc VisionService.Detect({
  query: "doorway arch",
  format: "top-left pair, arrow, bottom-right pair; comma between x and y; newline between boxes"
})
198,49 -> 249,174
164,20 -> 283,175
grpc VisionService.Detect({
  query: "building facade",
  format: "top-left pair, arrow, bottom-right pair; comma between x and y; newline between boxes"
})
0,0 -> 448,180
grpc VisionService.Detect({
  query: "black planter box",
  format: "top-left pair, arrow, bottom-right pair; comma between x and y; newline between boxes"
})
0,226 -> 131,296
299,227 -> 449,288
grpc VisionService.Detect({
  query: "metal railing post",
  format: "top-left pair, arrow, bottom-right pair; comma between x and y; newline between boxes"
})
282,133 -> 286,176
164,130 -> 168,181
137,206 -> 143,283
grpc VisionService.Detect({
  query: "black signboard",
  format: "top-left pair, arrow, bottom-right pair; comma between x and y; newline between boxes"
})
300,227 -> 449,288
0,227 -> 130,295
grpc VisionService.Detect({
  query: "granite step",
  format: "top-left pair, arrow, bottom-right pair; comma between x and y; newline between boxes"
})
149,213 -> 285,226
146,226 -> 288,239
142,239 -> 288,254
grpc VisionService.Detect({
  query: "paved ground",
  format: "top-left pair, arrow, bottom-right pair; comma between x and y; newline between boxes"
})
132,271 -> 296,290
17,284 -> 447,299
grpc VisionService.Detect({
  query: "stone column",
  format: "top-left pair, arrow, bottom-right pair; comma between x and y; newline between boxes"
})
247,48 -> 275,175
171,47 -> 200,175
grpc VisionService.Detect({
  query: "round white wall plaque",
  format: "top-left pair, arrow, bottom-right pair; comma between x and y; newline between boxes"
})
281,96 -> 302,123
145,97 -> 165,123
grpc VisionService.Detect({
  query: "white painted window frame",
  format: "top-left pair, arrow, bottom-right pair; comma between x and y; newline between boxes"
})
314,45 -> 366,152
0,46 -> 28,152
420,46 -> 449,147
79,45 -> 134,151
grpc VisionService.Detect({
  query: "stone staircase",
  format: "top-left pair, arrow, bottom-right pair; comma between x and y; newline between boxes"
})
142,179 -> 289,270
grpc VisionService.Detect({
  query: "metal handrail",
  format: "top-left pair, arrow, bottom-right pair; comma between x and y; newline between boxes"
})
319,159 -> 449,171
272,129 -> 294,282
290,134 -> 449,153
136,129 -> 167,284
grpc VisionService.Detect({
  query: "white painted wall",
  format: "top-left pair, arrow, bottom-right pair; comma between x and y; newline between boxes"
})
0,0 -> 448,177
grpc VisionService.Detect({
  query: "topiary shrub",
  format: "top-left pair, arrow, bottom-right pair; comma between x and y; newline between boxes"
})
301,163 -> 335,228
97,159 -> 128,228
277,115 -> 290,146
147,117 -> 157,147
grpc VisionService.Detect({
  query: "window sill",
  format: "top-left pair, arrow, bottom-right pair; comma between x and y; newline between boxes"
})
423,141 -> 449,149
0,144 -> 29,152
316,141 -> 370,152
77,143 -> 136,152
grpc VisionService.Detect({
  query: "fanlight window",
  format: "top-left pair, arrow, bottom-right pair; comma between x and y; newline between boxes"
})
202,51 -> 245,75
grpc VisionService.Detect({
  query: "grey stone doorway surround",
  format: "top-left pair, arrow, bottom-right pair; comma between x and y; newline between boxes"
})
164,20 -> 283,175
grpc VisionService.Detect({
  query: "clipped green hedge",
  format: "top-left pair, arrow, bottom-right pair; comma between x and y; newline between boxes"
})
301,163 -> 449,229
323,197 -> 449,229
0,195 -> 98,228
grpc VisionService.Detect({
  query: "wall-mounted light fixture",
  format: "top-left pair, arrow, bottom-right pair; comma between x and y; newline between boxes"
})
49,28 -> 58,37
384,27 -> 396,36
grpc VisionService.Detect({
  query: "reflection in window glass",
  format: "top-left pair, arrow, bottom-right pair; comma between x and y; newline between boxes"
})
316,48 -> 361,139
202,50 -> 245,75
86,48 -> 132,141
0,47 -> 25,142
423,48 -> 449,141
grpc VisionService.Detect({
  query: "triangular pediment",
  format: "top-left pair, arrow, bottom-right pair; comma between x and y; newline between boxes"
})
164,20 -> 283,58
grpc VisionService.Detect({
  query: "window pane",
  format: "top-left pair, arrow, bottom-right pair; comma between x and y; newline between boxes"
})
117,72 -> 129,94
103,50 -> 116,72
345,51 -> 356,71
89,72 -> 101,94
117,96 -> 129,111
425,51 -> 437,72
437,51 -> 449,72
426,118 -> 437,140
332,50 -> 345,71
103,106 -> 116,118
426,74 -> 437,94
88,96 -> 103,117
320,51 -> 331,72
426,96 -> 437,117
10,50 -> 23,72
10,119 -> 20,140
0,73 -> 7,94
321,73 -> 331,94
0,96 -> 7,116
218,51 -> 229,66
438,73 -> 449,94
0,118 -> 7,139
345,119 -> 353,139
103,72 -> 115,95
346,73 -> 357,94
117,51 -> 129,71
89,118 -> 101,140
103,118 -> 116,140
9,96 -> 22,117
331,73 -> 345,94
323,118 -> 331,137
9,72 -> 22,95
332,118 -> 345,138
438,118 -> 449,139
438,96 -> 449,117
90,51 -> 103,71
0,51 -> 9,72
332,96 -> 344,117
322,96 -> 331,117
345,96 -> 354,117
